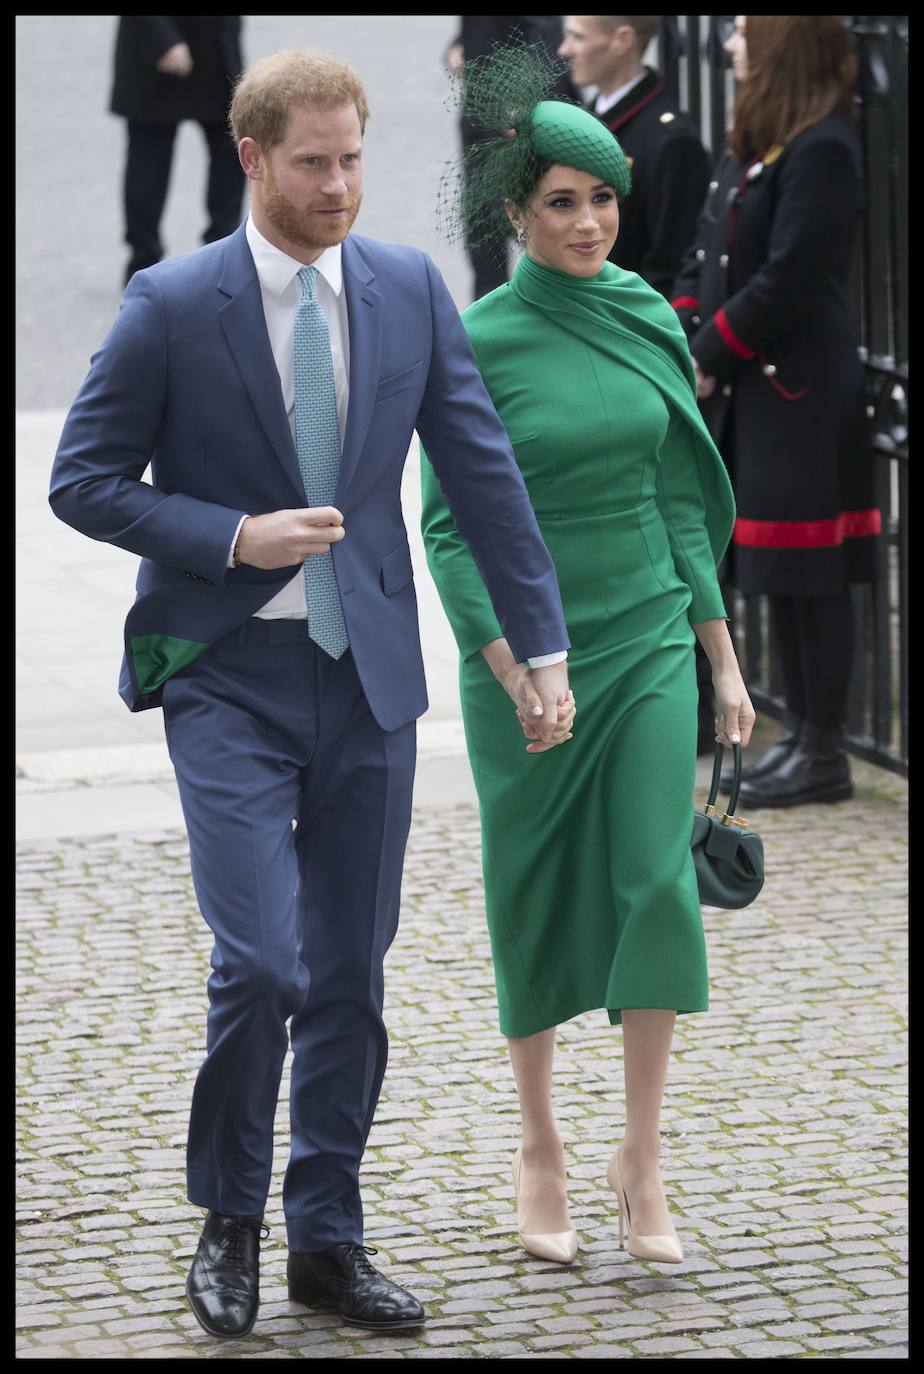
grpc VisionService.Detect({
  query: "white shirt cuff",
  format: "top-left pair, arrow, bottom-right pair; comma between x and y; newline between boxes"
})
526,650 -> 568,669
227,514 -> 249,569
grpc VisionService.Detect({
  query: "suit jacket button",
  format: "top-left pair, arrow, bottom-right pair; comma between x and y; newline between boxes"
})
691,313 -> 701,325
709,179 -> 719,192
722,383 -> 733,397
719,252 -> 729,267
695,248 -> 706,262
762,362 -> 777,376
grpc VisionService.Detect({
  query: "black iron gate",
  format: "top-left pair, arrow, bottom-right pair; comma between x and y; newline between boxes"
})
660,16 -> 908,776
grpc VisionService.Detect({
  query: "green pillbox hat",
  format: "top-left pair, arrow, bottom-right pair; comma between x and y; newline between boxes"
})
528,100 -> 632,196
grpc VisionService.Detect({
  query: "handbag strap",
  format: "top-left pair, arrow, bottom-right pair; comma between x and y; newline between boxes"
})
705,742 -> 742,817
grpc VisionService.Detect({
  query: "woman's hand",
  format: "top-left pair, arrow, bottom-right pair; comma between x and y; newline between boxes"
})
480,638 -> 576,752
693,358 -> 717,400
711,666 -> 756,748
517,689 -> 576,752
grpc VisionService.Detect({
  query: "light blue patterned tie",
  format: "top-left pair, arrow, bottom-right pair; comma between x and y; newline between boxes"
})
293,265 -> 349,659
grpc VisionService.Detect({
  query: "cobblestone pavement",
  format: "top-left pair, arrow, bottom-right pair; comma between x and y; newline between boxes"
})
17,759 -> 907,1359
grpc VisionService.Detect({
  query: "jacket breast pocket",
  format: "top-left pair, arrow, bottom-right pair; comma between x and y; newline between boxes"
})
374,362 -> 421,404
380,542 -> 414,596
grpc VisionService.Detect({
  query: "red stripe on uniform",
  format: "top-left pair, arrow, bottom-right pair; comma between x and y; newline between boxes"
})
671,295 -> 699,310
715,307 -> 756,359
734,510 -> 882,549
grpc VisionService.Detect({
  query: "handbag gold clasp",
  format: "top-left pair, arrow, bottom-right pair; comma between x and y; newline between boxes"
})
721,813 -> 750,828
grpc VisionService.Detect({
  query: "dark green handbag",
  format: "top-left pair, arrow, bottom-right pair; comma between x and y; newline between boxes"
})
691,744 -> 765,909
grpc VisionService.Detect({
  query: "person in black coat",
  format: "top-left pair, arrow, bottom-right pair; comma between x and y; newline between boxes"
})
558,15 -> 711,300
111,16 -> 245,283
444,17 -> 576,299
671,15 -> 879,807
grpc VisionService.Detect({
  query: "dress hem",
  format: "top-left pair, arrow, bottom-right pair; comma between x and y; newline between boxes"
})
500,1000 -> 708,1038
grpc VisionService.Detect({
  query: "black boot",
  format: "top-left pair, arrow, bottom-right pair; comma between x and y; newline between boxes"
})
186,1210 -> 265,1338
737,722 -> 853,809
721,711 -> 803,791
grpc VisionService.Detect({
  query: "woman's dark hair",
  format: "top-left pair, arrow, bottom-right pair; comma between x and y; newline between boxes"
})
730,16 -> 857,160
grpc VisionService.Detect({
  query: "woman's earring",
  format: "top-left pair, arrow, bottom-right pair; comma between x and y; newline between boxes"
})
515,228 -> 526,247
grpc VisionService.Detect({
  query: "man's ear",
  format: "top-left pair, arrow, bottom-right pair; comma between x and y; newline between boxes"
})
238,136 -> 264,181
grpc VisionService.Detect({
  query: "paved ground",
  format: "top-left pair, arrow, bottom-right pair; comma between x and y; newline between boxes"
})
17,761 -> 907,1359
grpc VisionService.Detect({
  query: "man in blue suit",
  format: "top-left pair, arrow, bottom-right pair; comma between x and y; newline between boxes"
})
50,49 -> 571,1339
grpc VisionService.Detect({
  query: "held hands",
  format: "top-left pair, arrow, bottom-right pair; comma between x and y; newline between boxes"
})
156,42 -> 194,77
517,688 -> 576,752
236,507 -> 345,570
480,641 -> 575,752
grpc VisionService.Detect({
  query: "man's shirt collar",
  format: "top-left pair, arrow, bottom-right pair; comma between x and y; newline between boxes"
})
246,214 -> 343,297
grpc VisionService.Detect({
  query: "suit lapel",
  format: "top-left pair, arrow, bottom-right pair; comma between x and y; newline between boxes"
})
217,227 -> 303,497
337,236 -> 382,501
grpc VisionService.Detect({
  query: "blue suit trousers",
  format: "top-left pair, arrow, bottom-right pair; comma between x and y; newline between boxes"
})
162,618 -> 416,1251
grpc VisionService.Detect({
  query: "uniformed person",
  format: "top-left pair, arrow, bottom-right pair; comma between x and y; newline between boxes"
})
559,15 -> 711,299
670,15 -> 880,808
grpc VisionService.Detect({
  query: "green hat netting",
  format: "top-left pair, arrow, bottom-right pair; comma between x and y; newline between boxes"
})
436,40 -> 632,257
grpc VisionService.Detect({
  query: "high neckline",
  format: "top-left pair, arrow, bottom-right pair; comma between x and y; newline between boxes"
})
514,253 -> 615,292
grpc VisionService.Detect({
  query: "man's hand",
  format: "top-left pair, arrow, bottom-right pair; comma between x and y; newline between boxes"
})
517,689 -> 576,753
528,661 -> 571,744
156,42 -> 194,77
236,507 -> 345,570
693,359 -> 717,400
480,639 -> 575,751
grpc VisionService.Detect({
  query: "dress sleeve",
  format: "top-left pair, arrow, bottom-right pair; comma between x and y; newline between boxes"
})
419,442 -> 504,661
655,410 -> 729,625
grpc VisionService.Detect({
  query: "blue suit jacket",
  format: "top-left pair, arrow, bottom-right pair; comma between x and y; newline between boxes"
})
49,224 -> 569,730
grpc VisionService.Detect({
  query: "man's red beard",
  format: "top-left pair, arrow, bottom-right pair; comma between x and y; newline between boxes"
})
263,179 -> 362,252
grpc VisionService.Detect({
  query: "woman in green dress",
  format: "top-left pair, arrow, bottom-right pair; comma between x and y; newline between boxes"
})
422,50 -> 755,1266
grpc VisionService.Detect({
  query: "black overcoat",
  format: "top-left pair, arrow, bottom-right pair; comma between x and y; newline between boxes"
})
110,16 -> 243,126
590,68 -> 710,299
670,111 -> 879,595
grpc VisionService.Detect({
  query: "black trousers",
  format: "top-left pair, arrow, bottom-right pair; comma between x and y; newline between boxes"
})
123,119 -> 244,279
768,591 -> 855,730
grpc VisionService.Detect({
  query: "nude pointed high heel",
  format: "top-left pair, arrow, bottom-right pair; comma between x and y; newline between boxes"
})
607,1145 -> 684,1264
512,1147 -> 578,1264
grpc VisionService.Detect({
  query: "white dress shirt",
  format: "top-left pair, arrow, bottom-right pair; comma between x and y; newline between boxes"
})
230,215 -> 349,618
231,216 -> 566,666
593,70 -> 648,119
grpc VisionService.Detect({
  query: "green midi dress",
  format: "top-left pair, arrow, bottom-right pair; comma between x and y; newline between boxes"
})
421,255 -> 736,1038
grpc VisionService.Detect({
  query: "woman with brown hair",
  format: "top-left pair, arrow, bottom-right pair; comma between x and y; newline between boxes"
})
671,16 -> 880,808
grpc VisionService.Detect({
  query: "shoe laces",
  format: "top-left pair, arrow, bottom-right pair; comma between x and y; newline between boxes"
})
340,1243 -> 379,1281
219,1219 -> 269,1272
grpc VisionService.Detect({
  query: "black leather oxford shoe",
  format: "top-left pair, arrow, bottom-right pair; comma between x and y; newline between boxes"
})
186,1210 -> 266,1338
287,1243 -> 426,1330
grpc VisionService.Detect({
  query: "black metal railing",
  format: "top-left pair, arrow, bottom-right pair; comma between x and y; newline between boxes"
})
659,16 -> 908,775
